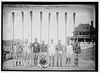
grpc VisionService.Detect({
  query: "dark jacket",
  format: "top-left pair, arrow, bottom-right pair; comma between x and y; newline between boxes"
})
40,44 -> 47,52
73,44 -> 81,54
32,42 -> 40,53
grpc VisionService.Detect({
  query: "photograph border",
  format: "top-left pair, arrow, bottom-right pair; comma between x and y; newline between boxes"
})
1,1 -> 98,72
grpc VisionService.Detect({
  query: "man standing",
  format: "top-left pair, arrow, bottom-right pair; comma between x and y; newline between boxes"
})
56,40 -> 63,67
22,39 -> 31,66
66,41 -> 73,67
39,40 -> 48,68
73,41 -> 81,67
13,43 -> 17,67
48,39 -> 56,67
13,39 -> 23,66
32,38 -> 40,66
40,40 -> 48,53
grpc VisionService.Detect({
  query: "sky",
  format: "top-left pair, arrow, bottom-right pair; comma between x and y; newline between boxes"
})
3,4 -> 95,45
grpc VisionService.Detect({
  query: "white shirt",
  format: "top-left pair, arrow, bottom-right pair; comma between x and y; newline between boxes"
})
13,45 -> 17,53
66,45 -> 73,55
48,43 -> 55,56
23,43 -> 31,53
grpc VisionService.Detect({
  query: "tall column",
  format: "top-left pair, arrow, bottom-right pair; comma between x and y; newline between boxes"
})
73,13 -> 76,41
40,12 -> 42,43
65,12 -> 67,67
48,13 -> 51,44
56,12 -> 59,67
22,12 -> 24,41
56,12 -> 59,43
30,11 -> 32,43
73,13 -> 76,30
30,11 -> 33,66
12,12 -> 15,67
12,12 -> 14,42
65,12 -> 67,45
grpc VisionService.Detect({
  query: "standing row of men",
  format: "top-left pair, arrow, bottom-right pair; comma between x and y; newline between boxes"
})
12,38 -> 81,68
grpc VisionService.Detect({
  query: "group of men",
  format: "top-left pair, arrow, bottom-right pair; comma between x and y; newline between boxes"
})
12,38 -> 81,68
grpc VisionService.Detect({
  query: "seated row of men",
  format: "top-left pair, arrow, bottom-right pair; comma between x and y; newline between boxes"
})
12,38 -> 81,68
